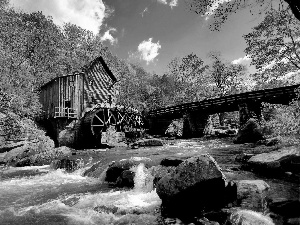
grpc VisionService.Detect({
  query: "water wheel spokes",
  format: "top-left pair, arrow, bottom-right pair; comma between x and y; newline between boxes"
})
115,109 -> 126,131
106,108 -> 117,126
116,110 -> 125,125
91,110 -> 106,135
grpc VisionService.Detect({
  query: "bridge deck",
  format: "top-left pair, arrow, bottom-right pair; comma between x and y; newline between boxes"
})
148,84 -> 300,118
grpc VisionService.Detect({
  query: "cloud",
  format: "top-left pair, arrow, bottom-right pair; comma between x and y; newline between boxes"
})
9,0 -> 111,34
138,38 -> 161,64
157,0 -> 168,4
169,0 -> 178,8
232,55 -> 251,64
204,0 -> 232,20
130,38 -> 161,64
101,28 -> 118,45
157,0 -> 178,9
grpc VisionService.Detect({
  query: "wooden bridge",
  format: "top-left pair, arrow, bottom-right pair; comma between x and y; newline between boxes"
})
147,84 -> 300,136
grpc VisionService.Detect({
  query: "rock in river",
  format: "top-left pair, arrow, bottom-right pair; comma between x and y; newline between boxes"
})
132,138 -> 163,148
156,154 -> 226,218
247,146 -> 300,174
227,209 -> 274,225
234,119 -> 265,144
234,180 -> 270,212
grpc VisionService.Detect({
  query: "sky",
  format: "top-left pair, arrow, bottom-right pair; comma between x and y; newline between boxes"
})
8,0 -> 267,75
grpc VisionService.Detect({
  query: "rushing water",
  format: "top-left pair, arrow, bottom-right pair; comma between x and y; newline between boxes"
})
0,164 -> 161,225
0,139 -> 299,225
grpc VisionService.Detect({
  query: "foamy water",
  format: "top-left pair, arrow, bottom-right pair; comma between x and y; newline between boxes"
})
0,163 -> 161,225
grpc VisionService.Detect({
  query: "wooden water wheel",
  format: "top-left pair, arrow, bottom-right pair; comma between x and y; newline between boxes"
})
81,104 -> 145,148
90,108 -> 117,135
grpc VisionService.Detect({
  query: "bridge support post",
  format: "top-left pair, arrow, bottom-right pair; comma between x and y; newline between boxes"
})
238,102 -> 262,127
182,112 -> 209,138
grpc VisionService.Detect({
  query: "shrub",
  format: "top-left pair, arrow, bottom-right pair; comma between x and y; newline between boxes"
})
261,89 -> 300,137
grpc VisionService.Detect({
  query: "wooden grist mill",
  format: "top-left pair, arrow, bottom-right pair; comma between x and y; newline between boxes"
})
39,56 -> 144,148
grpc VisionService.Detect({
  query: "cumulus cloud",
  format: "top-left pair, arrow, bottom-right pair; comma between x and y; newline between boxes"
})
169,0 -> 179,8
157,0 -> 178,8
9,0 -> 111,34
232,55 -> 251,64
138,38 -> 161,64
130,38 -> 161,64
204,0 -> 232,20
101,28 -> 118,45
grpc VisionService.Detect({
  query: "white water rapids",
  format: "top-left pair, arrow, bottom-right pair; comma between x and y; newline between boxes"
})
0,163 -> 161,225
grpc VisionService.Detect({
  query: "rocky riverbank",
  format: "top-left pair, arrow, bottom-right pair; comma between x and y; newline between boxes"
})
38,137 -> 299,225
1,123 -> 299,225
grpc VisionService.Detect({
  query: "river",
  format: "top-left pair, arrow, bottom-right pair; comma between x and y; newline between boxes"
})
0,138 -> 298,225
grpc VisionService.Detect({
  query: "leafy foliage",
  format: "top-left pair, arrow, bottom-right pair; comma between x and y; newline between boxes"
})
244,9 -> 300,88
165,53 -> 211,104
207,52 -> 249,96
261,87 -> 300,138
262,99 -> 300,137
186,0 -> 300,30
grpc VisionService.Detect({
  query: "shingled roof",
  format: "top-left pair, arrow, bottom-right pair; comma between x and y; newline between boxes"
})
82,56 -> 118,104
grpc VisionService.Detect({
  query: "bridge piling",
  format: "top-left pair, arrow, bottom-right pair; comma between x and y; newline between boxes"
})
238,102 -> 262,127
182,112 -> 209,138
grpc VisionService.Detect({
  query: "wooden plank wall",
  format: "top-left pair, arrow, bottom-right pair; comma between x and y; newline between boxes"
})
40,73 -> 84,119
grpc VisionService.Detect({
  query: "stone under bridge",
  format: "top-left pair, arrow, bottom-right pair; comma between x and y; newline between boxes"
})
147,84 -> 300,137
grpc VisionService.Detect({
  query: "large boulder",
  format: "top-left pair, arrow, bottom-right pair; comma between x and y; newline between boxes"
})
234,180 -> 270,212
116,170 -> 135,188
247,146 -> 300,174
156,154 -> 226,218
84,157 -> 153,188
58,127 -> 76,148
105,157 -> 152,183
0,114 -> 60,166
4,135 -> 55,166
227,209 -> 274,225
234,119 -> 265,144
150,165 -> 177,188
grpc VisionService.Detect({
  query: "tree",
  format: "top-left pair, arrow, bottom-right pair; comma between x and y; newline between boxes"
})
166,53 -> 210,105
0,5 -> 109,118
207,52 -> 248,125
113,61 -> 156,111
208,52 -> 248,96
60,23 -> 106,74
0,8 -> 43,117
186,0 -> 300,30
244,9 -> 300,88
